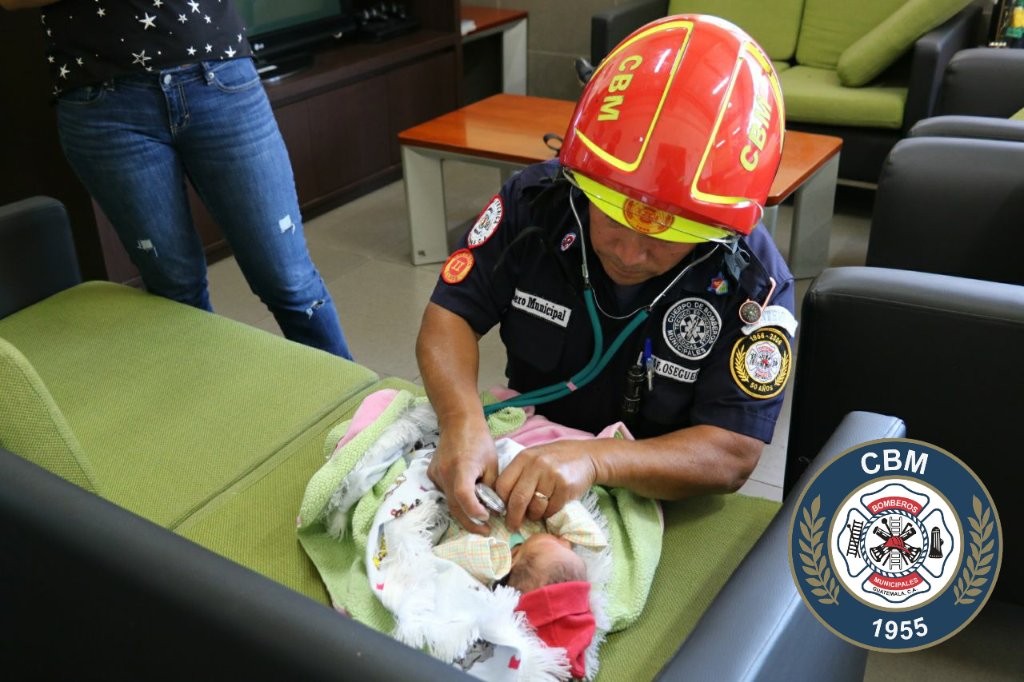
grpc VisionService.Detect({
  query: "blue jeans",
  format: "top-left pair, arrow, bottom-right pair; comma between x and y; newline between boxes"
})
56,58 -> 352,359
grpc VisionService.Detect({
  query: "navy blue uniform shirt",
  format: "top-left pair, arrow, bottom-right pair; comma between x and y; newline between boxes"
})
430,159 -> 797,442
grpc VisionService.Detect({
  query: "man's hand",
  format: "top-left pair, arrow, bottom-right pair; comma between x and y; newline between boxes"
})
427,413 -> 498,535
495,440 -> 598,531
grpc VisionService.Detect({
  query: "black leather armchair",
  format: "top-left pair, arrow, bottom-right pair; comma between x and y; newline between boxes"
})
906,47 -> 1024,142
864,134 -> 1024,284
933,47 -> 1024,118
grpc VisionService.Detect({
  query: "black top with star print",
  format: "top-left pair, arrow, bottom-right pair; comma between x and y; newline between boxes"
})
43,0 -> 252,93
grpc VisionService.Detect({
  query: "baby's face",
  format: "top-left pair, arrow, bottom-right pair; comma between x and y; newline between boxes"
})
511,533 -> 582,579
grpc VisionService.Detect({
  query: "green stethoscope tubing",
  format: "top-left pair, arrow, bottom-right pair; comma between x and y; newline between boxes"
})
482,288 -> 649,416
480,181 -> 728,417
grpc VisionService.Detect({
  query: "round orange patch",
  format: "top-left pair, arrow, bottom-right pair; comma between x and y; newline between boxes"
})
622,198 -> 673,235
441,248 -> 475,284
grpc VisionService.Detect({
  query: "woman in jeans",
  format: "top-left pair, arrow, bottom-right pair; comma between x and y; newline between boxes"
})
1,0 -> 352,358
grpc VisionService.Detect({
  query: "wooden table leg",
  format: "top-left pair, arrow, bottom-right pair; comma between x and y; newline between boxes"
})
502,18 -> 528,95
787,153 -> 840,279
402,145 -> 450,266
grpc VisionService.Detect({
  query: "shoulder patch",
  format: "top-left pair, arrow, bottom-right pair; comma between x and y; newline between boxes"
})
467,195 -> 503,248
730,327 -> 791,399
441,248 -> 475,284
663,297 -> 722,360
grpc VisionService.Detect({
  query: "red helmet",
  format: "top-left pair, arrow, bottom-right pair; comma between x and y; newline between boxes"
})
560,14 -> 784,242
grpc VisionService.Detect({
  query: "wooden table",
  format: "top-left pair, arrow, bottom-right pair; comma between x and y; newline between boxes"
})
399,94 -> 841,278
461,7 -> 528,95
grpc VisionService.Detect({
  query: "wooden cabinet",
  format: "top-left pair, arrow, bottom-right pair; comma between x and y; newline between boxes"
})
0,1 -> 462,284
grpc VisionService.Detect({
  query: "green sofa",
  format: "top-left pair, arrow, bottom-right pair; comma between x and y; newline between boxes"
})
591,0 -> 982,183
0,197 -> 898,679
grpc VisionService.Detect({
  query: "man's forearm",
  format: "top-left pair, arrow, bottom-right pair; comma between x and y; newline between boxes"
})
589,424 -> 763,499
415,302 -> 485,428
0,0 -> 60,10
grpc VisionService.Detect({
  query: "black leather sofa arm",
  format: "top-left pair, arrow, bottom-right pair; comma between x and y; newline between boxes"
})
909,114 -> 1024,141
903,4 -> 981,130
0,196 -> 82,320
0,447 -> 471,681
936,46 -> 1024,117
656,411 -> 907,681
591,0 -> 667,64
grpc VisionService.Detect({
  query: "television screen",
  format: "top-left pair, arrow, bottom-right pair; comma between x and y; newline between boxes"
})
235,0 -> 355,61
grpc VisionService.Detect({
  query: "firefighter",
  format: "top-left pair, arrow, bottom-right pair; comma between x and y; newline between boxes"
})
417,15 -> 797,534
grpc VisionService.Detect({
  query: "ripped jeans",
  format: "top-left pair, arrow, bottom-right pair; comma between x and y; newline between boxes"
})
56,58 -> 352,359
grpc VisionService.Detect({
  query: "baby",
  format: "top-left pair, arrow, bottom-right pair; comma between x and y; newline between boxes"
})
432,498 -> 601,680
431,485 -> 606,588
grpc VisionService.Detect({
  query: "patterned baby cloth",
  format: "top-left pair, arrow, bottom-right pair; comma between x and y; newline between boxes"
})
432,501 -> 608,583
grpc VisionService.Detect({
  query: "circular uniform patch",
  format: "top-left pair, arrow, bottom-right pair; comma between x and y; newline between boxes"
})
729,327 -> 791,399
623,198 -> 672,235
466,196 -> 503,248
662,297 -> 721,360
441,248 -> 475,284
789,438 -> 1002,652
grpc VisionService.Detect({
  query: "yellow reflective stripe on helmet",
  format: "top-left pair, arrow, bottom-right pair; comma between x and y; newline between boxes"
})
690,47 -> 753,211
690,42 -> 782,219
573,20 -> 694,174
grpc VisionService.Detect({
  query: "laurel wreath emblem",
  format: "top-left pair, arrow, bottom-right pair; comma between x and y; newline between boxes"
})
799,495 -> 840,605
733,349 -> 750,383
954,495 -> 995,606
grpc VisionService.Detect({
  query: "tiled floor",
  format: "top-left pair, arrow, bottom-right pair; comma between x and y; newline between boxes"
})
207,161 -> 1021,681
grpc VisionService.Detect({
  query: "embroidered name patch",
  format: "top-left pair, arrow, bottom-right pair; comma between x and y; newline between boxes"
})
663,297 -> 721,360
441,248 -> 475,284
730,327 -> 791,399
651,355 -> 699,383
467,196 -> 503,248
741,304 -> 798,337
511,289 -> 571,328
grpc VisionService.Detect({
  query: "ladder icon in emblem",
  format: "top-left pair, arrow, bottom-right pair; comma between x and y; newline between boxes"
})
846,520 -> 864,556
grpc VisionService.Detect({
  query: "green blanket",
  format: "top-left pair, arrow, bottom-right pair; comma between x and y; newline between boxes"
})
297,389 -> 663,636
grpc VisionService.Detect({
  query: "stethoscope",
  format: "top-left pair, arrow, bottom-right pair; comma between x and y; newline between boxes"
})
483,185 -> 724,416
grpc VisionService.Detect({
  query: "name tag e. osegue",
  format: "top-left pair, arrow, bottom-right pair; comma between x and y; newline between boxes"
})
511,289 -> 572,328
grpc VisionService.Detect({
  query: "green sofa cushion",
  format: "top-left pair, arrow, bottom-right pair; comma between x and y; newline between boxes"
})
796,0 -> 905,69
176,376 -> 421,598
1012,107 -> 1024,121
0,281 -> 379,528
780,65 -> 907,129
837,0 -> 970,86
0,336 -> 99,492
668,0 -> 805,62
